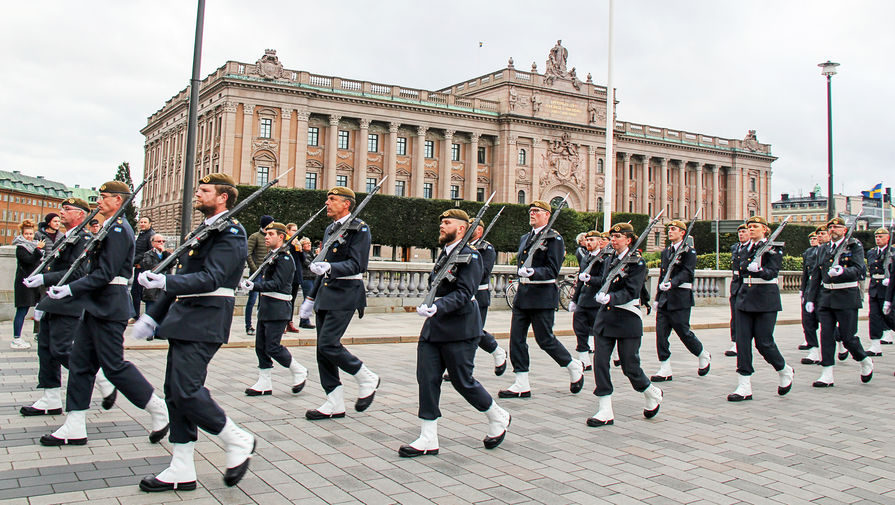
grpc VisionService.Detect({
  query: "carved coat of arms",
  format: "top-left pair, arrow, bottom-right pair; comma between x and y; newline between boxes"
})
540,132 -> 584,190
254,49 -> 284,80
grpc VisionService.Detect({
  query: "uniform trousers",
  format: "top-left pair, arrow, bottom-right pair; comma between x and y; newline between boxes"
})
315,309 -> 363,394
593,336 -> 650,396
509,307 -> 572,373
573,307 -> 599,353
36,313 -> 78,389
735,310 -> 785,376
131,268 -> 143,318
255,320 -> 293,369
801,303 -> 819,348
728,295 -> 738,343
655,307 -> 704,361
66,313 -> 154,411
818,306 -> 866,366
868,297 -> 895,339
417,337 -> 492,420
164,339 -> 227,443
477,304 -> 498,354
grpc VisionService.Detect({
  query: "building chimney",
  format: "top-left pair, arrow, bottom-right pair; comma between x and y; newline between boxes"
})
781,193 -> 789,201
809,191 -> 815,199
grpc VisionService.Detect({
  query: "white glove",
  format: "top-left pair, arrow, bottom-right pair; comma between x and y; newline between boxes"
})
798,290 -> 803,299
47,285 -> 72,299
517,267 -> 535,278
595,292 -> 610,305
659,281 -> 672,292
23,274 -> 44,288
33,309 -> 44,321
747,262 -> 761,273
578,272 -> 591,283
416,304 -> 438,318
805,301 -> 815,313
131,314 -> 158,341
884,301 -> 892,315
884,278 -> 891,287
299,298 -> 314,319
309,262 -> 331,276
239,279 -> 254,292
139,271 -> 166,290
828,265 -> 844,277
568,301 -> 577,313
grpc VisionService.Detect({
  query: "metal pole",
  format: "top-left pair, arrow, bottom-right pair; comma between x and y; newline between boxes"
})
826,74 -> 834,220
180,0 -> 206,241
601,0 -> 615,232
715,218 -> 720,270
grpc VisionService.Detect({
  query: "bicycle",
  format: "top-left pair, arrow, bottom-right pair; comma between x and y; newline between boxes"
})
504,274 -> 576,311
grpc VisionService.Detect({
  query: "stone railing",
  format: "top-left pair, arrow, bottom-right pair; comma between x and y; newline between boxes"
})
616,121 -> 773,156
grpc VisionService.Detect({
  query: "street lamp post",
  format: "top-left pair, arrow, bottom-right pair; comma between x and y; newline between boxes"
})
818,60 -> 839,220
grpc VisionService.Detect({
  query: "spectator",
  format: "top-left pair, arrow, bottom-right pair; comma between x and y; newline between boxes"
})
12,219 -> 44,349
574,232 -> 588,266
245,215 -> 274,335
285,223 -> 303,333
139,233 -> 171,340
88,219 -> 100,234
297,237 -> 315,328
36,213 -> 62,251
131,216 -> 155,321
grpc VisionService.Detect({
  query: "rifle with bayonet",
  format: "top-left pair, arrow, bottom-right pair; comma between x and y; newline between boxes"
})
520,193 -> 569,270
830,210 -> 864,268
659,207 -> 702,286
882,225 -> 895,277
423,193 -> 495,306
29,206 -> 102,277
311,175 -> 388,265
472,206 -> 504,248
752,214 -> 793,267
247,205 -> 327,283
152,167 -> 295,274
596,209 -> 666,294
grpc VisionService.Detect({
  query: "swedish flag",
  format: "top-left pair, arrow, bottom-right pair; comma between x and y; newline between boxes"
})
862,183 -> 883,199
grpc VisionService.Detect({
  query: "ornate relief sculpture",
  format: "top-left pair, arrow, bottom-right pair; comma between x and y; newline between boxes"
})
254,49 -> 284,80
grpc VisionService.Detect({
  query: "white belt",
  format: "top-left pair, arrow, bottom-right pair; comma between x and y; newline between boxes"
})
872,274 -> 886,280
519,278 -> 556,285
678,282 -> 693,290
478,284 -> 489,291
744,278 -> 778,285
333,273 -> 363,280
180,287 -> 236,298
261,292 -> 292,301
822,281 -> 858,290
109,276 -> 129,286
616,299 -> 643,319
433,295 -> 475,302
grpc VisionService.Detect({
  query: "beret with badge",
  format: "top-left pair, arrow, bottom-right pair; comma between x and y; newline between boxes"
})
199,172 -> 237,187
328,186 -> 356,199
99,181 -> 131,195
585,230 -> 602,238
827,216 -> 846,227
746,215 -> 770,227
875,227 -> 890,235
529,200 -> 551,212
737,223 -> 748,231
61,197 -> 91,213
667,219 -> 687,230
440,209 -> 469,222
609,222 -> 635,234
265,221 -> 288,234
815,223 -> 828,232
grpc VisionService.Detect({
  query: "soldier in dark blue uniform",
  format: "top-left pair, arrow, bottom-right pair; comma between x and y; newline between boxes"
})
135,173 -> 256,492
586,223 -> 662,426
499,200 -> 583,398
726,216 -> 794,402
569,230 -> 606,371
301,186 -> 380,420
799,231 -> 821,364
804,216 -> 874,387
864,228 -> 894,356
39,182 -> 168,448
651,220 -> 710,382
400,209 -> 510,457
21,198 -> 117,415
725,224 -> 750,357
240,222 -> 309,396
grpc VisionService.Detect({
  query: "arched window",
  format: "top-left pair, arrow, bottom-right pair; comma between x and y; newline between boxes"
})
518,148 -> 527,166
597,158 -> 604,174
517,190 -> 526,204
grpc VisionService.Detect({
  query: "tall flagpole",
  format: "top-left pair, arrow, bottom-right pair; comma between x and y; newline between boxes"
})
601,0 -> 615,232
180,0 -> 206,241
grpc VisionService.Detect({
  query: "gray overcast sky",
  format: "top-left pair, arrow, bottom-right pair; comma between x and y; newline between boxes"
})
1,0 -> 892,203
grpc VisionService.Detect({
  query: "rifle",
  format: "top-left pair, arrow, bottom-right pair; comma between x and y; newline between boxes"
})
311,175 -> 388,264
882,225 -> 895,276
55,176 -> 153,286
423,193 -> 495,306
247,205 -> 326,282
29,206 -> 102,277
472,206 -> 504,248
520,193 -> 569,270
597,209 -> 666,294
751,215 -> 792,267
830,210 -> 864,267
152,167 -> 294,274
659,207 -> 702,286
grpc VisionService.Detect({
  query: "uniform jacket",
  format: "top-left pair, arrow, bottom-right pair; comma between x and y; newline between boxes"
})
729,242 -> 748,296
514,228 -> 563,310
308,218 -> 371,312
67,218 -> 134,321
420,243 -> 482,342
473,240 -> 495,308
36,229 -> 92,317
656,242 -> 696,310
866,245 -> 893,300
251,249 -> 295,321
800,246 -> 819,292
148,217 -> 247,343
571,251 -> 606,309
593,250 -> 647,339
806,238 -> 865,310
735,240 -> 783,312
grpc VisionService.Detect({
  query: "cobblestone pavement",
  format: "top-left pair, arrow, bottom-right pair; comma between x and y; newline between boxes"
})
1,304 -> 894,504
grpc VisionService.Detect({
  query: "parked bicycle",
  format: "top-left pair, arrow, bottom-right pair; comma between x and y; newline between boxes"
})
504,274 -> 575,311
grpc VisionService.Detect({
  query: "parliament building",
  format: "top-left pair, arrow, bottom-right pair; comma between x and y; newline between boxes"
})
140,43 -> 775,237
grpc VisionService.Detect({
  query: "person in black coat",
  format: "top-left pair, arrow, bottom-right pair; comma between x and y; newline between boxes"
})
569,230 -> 606,370
131,216 -> 155,319
12,219 -> 43,349
864,228 -> 894,356
400,209 -> 510,457
240,222 -> 308,396
586,222 -> 663,427
139,234 -> 172,339
726,216 -> 794,402
799,231 -> 821,363
725,224 -> 750,357
297,237 -> 316,328
135,173 -> 256,492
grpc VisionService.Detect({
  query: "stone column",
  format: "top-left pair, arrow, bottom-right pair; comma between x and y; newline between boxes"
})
620,152 -> 630,212
355,118 -> 370,193
658,157 -> 668,215
239,103 -> 254,184
465,132 -> 480,200
413,126 -> 428,197
530,137 -> 545,201
294,109 -> 309,191
501,134 -> 515,203
677,161 -> 687,218
712,165 -> 720,220
324,115 -> 341,189
728,167 -> 741,219
278,109 -> 293,186
384,122 -> 399,195
639,155 -> 649,213
585,145 -> 596,211
219,102 -> 237,183
695,163 -> 704,218
439,130 -> 455,199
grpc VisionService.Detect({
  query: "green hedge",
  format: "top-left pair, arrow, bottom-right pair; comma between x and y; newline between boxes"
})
689,221 -> 878,258
648,252 -> 803,271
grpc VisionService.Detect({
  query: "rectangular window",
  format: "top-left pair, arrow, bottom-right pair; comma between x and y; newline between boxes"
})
368,134 -> 379,153
451,143 -> 460,162
305,172 -> 317,190
423,183 -> 433,199
424,140 -> 434,158
336,175 -> 348,187
308,127 -> 319,146
366,177 -> 377,193
477,146 -> 486,164
256,166 -> 269,186
372,244 -> 382,257
476,188 -> 485,202
750,177 -> 757,192
450,185 -> 459,199
395,180 -> 406,197
260,118 -> 272,139
396,137 -> 407,155
337,130 -> 349,149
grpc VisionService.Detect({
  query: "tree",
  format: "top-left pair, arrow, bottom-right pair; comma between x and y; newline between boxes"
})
113,161 -> 137,229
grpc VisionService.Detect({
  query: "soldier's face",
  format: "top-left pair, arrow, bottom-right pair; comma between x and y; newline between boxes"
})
738,229 -> 750,242
194,184 -> 225,214
610,232 -> 631,252
59,206 -> 84,228
747,223 -> 767,241
584,236 -> 599,251
829,224 -> 846,240
810,237 -> 818,246
876,234 -> 889,247
326,195 -> 351,219
667,226 -> 684,242
265,230 -> 284,249
529,208 -> 549,228
438,218 -> 465,246
472,225 -> 483,241
97,193 -> 122,217
816,231 -> 829,243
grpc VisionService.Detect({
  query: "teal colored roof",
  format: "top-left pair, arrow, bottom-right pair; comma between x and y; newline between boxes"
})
0,170 -> 71,199
68,185 -> 100,204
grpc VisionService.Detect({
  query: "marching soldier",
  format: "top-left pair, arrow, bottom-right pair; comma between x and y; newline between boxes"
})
587,223 -> 662,426
727,216 -> 794,401
804,216 -> 873,387
499,200 -> 584,398
864,227 -> 894,356
40,182 -> 168,448
239,222 -> 309,395
470,219 -> 508,375
400,210 -> 511,457
799,231 -> 821,364
301,186 -> 380,420
725,224 -> 750,357
569,230 -> 605,370
135,173 -> 256,491
651,220 -> 711,382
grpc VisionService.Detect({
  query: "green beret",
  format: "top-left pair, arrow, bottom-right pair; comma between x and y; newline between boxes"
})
265,222 -> 288,234
602,232 -> 611,239
585,230 -> 601,238
529,200 -> 551,212
746,215 -> 770,227
875,227 -> 890,236
328,186 -> 356,199
667,220 -> 687,231
98,181 -> 131,195
815,224 -> 828,232
469,217 -> 484,227
808,231 -> 817,238
440,209 -> 469,222
610,222 -> 634,234
61,197 -> 91,212
199,172 -> 236,187
737,223 -> 748,231
827,216 -> 846,227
